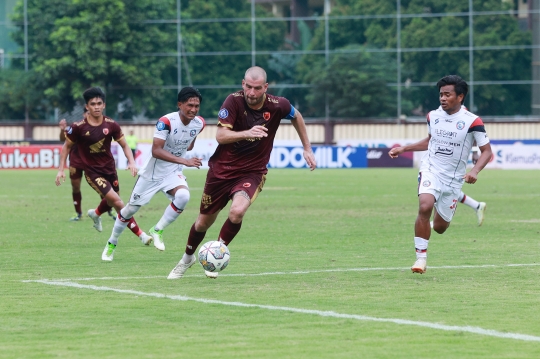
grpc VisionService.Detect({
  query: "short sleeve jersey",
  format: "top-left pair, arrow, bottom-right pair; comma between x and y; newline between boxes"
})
209,91 -> 294,179
65,116 -> 123,175
63,121 -> 84,170
420,106 -> 490,188
138,112 -> 206,181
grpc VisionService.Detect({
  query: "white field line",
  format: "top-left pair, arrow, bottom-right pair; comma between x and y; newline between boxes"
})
24,279 -> 540,343
31,262 -> 540,282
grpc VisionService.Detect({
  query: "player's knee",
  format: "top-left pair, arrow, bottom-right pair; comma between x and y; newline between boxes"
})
173,188 -> 190,210
434,224 -> 449,234
418,203 -> 433,217
120,203 -> 140,219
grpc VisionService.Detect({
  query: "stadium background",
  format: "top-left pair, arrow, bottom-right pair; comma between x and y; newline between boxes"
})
0,0 -> 539,168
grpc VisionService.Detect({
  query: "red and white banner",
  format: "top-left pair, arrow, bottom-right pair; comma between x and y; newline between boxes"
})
0,145 -> 63,169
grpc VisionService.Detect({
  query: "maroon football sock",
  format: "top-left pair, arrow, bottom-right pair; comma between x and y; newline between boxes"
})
127,217 -> 142,237
72,192 -> 82,215
95,198 -> 112,216
186,223 -> 206,255
218,218 -> 242,246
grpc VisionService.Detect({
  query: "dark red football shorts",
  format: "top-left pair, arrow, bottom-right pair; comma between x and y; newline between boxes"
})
199,169 -> 266,215
84,170 -> 120,197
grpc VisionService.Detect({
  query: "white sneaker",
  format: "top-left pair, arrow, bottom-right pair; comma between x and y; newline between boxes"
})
102,242 -> 116,261
476,202 -> 486,226
149,226 -> 165,251
87,209 -> 102,232
411,258 -> 427,274
167,257 -> 196,279
139,232 -> 153,246
205,270 -> 219,279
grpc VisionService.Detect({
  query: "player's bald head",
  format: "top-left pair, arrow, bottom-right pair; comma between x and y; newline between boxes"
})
244,66 -> 267,83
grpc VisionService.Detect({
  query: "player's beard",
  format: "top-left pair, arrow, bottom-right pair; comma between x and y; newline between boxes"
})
245,94 -> 264,109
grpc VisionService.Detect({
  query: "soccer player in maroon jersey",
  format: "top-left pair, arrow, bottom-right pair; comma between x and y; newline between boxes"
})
58,112 -> 116,222
55,87 -> 151,245
168,66 -> 317,279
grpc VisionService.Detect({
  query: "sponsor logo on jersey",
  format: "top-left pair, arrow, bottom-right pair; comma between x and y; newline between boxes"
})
423,180 -> 431,187
218,109 -> 229,119
190,129 -> 197,137
434,129 -> 457,137
434,119 -> 439,124
456,120 -> 465,130
243,183 -> 251,188
435,146 -> 454,156
263,112 -> 270,121
67,127 -> 73,134
157,121 -> 166,131
84,131 -> 90,136
103,128 -> 109,135
174,128 -> 178,134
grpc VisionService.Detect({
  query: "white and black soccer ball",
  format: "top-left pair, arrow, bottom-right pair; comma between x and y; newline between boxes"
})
198,241 -> 230,273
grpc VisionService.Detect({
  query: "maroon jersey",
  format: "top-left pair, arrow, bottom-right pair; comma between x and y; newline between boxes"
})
62,125 -> 84,169
210,91 -> 293,179
65,116 -> 123,175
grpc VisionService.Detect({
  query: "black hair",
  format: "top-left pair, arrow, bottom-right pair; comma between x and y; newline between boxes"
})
437,75 -> 468,104
178,87 -> 202,103
83,87 -> 106,104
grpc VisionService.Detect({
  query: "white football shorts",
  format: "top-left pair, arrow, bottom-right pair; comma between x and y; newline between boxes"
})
417,171 -> 461,222
129,172 -> 188,206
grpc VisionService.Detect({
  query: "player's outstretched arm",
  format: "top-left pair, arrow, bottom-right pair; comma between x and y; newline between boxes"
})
389,136 -> 430,158
117,137 -> 138,177
290,110 -> 316,171
55,140 -> 73,186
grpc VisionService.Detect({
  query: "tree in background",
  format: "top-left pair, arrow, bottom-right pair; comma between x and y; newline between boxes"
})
295,0 -> 531,118
178,0 -> 287,118
302,45 -> 407,118
401,0 -> 531,116
6,0 -> 286,121
0,69 -> 44,120
10,0 -> 177,119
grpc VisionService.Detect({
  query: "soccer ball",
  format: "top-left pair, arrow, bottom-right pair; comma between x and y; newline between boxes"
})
198,241 -> 230,273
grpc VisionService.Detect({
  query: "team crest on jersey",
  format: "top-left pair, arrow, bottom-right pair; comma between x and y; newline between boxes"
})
190,129 -> 197,137
243,183 -> 251,188
263,112 -> 270,121
103,128 -> 109,135
422,180 -> 431,187
456,121 -> 465,130
219,109 -> 229,119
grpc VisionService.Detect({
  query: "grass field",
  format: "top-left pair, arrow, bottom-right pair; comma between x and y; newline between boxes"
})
2,168 -> 540,358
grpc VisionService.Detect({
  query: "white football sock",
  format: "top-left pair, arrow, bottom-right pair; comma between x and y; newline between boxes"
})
155,188 -> 189,231
181,253 -> 194,264
414,237 -> 429,259
459,192 -> 480,210
108,216 -> 129,245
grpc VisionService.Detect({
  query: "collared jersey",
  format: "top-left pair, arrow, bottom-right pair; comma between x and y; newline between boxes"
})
138,112 -> 205,181
209,91 -> 295,179
65,116 -> 123,175
420,106 -> 489,188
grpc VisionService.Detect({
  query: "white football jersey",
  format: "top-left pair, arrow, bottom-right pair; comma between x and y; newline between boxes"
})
138,112 -> 205,181
419,106 -> 489,188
